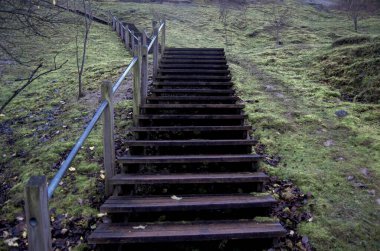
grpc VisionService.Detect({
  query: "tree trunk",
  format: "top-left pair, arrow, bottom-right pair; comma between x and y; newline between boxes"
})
353,15 -> 358,32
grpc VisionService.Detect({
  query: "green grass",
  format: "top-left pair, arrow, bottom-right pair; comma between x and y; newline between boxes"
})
1,0 -> 380,250
0,11 -> 131,230
96,1 -> 380,250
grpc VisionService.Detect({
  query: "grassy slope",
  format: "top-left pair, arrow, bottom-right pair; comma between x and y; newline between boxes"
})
94,1 -> 380,250
0,11 -> 131,249
0,1 -> 379,250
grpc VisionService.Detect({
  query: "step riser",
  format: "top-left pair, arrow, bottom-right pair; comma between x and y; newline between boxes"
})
156,76 -> 231,81
159,64 -> 229,69
160,60 -> 227,64
154,85 -> 232,89
142,109 -> 242,115
147,100 -> 237,104
129,146 -> 252,155
139,120 -> 244,127
133,131 -> 248,140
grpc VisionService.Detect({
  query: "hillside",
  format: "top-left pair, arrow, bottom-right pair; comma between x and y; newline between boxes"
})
1,0 -> 379,250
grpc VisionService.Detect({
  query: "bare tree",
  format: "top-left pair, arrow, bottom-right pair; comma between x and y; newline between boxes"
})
0,55 -> 67,113
266,1 -> 290,46
75,0 -> 93,99
218,0 -> 231,47
0,0 -> 65,65
338,0 -> 379,32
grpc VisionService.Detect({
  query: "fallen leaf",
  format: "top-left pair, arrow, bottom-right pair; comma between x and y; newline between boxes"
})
100,174 -> 105,180
308,217 -> 313,222
16,216 -> 24,221
4,237 -> 19,247
171,195 -> 182,201
132,225 -> 147,230
22,231 -> 27,239
0,114 -> 5,117
68,167 -> 76,172
89,146 -> 95,151
2,231 -> 9,238
97,213 -> 107,218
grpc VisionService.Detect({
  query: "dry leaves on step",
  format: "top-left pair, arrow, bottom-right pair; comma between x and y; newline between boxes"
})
171,195 -> 182,201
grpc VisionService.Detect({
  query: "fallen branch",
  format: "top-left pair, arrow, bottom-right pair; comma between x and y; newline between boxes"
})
0,57 -> 68,113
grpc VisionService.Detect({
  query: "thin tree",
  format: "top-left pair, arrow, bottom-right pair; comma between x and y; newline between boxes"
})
338,0 -> 379,32
218,0 -> 230,47
267,0 -> 290,46
75,0 -> 93,99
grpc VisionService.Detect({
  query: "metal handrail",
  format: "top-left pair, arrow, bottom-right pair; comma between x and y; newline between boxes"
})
112,57 -> 138,93
47,56 -> 138,199
158,22 -> 165,32
147,35 -> 157,51
47,100 -> 108,198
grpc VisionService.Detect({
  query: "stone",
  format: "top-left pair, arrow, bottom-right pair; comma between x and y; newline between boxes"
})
335,110 -> 348,118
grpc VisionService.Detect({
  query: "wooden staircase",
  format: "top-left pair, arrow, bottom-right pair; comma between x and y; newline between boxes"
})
88,48 -> 286,250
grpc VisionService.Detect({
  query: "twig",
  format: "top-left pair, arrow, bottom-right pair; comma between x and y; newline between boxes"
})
0,58 -> 68,113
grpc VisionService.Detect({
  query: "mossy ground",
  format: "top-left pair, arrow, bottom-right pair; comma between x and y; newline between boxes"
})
0,10 -> 131,250
1,0 -> 380,250
96,0 -> 380,250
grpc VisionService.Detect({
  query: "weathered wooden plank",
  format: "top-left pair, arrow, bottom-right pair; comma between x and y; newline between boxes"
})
24,176 -> 51,251
88,220 -> 286,244
101,195 -> 276,213
109,172 -> 268,185
117,154 -> 260,164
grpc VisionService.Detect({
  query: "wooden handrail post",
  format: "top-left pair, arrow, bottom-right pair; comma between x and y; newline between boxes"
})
161,18 -> 166,53
25,176 -> 51,251
112,17 -> 116,31
131,31 -> 136,53
101,81 -> 115,196
116,21 -> 120,36
141,32 -> 148,105
125,25 -> 130,51
120,25 -> 124,41
152,21 -> 159,79
133,37 -> 142,126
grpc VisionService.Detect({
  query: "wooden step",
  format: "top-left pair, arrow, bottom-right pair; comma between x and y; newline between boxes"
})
160,59 -> 227,64
141,104 -> 243,110
150,89 -> 234,94
101,195 -> 276,213
158,69 -> 230,74
164,51 -> 225,55
146,96 -> 238,102
137,114 -> 246,120
117,154 -> 260,164
155,75 -> 231,81
109,172 -> 268,185
88,220 -> 286,244
162,55 -> 226,59
130,125 -> 251,133
165,48 -> 224,51
153,82 -> 233,87
159,64 -> 228,69
125,139 -> 256,147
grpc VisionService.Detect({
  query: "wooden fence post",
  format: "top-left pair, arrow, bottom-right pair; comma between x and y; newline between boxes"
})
131,31 -> 136,53
125,25 -> 130,51
152,21 -> 159,79
25,176 -> 51,251
112,17 -> 116,31
133,37 -> 142,126
141,32 -> 148,105
120,25 -> 124,41
101,81 -> 115,196
161,18 -> 166,53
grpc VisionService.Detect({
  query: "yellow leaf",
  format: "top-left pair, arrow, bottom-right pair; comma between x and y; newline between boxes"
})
68,167 -> 76,172
171,195 -> 182,201
89,146 -> 95,151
